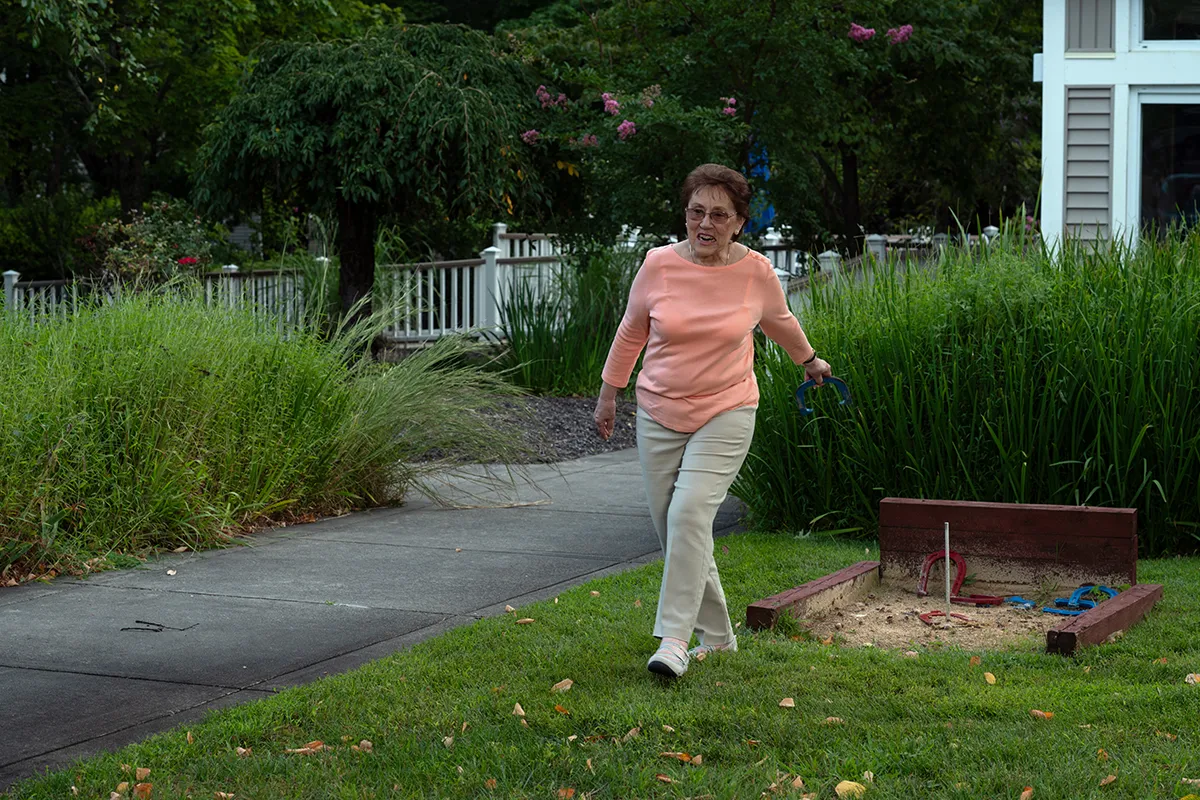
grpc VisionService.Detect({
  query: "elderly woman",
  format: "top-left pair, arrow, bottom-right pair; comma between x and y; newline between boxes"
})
593,163 -> 832,678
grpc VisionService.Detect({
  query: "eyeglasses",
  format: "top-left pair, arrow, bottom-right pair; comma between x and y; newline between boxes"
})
685,207 -> 737,225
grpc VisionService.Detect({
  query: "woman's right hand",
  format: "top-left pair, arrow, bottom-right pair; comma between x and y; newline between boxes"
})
594,395 -> 616,440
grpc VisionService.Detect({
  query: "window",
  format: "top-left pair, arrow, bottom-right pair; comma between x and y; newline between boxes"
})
1144,0 -> 1200,40
1140,103 -> 1200,234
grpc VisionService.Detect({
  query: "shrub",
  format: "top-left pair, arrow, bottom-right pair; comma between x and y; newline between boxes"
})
93,199 -> 226,280
0,292 -> 533,582
735,231 -> 1200,556
493,242 -> 642,396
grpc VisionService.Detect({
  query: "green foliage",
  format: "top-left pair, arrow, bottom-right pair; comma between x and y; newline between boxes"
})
92,199 -> 224,280
0,293 -> 534,580
736,232 -> 1200,556
195,24 -> 542,219
505,0 -> 1041,246
0,189 -> 120,280
492,242 -> 642,395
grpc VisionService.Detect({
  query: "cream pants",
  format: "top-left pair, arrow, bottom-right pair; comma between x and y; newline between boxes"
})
636,405 -> 756,644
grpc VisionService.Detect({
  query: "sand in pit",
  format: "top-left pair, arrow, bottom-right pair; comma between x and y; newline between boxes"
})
795,579 -> 1065,652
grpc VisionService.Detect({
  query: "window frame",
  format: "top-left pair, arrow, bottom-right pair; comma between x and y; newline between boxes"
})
1126,87 -> 1200,236
1132,0 -> 1200,49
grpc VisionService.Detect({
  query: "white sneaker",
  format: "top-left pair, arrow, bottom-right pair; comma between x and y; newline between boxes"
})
688,637 -> 738,660
647,640 -> 689,678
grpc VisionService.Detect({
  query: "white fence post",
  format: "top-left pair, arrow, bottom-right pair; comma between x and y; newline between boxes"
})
818,250 -> 841,274
221,264 -> 239,309
3,270 -> 18,311
492,222 -> 508,255
478,246 -> 500,330
774,268 -> 790,296
865,234 -> 887,263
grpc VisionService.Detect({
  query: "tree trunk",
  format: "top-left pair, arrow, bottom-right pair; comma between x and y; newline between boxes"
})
336,195 -> 378,329
840,144 -> 861,256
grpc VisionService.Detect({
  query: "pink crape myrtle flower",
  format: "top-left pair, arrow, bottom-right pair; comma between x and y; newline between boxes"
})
581,133 -> 599,146
616,119 -> 637,140
887,24 -> 913,44
720,96 -> 737,116
602,92 -> 621,115
722,106 -> 737,116
849,23 -> 876,42
521,129 -> 540,145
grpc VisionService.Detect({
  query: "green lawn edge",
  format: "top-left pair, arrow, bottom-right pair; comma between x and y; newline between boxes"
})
7,533 -> 1200,800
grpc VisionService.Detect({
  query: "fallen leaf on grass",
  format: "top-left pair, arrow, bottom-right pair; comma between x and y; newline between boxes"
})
504,605 -> 515,613
442,736 -> 454,748
285,741 -> 324,754
1098,748 -> 1109,760
485,778 -> 498,790
554,704 -> 570,715
1099,774 -> 1116,787
634,599 -> 642,608
215,793 -> 235,800
556,789 -> 576,799
655,774 -> 674,784
590,591 -> 600,597
1083,666 -> 1092,673
820,636 -> 834,646
1183,778 -> 1200,787
512,703 -> 525,717
551,679 -> 574,693
1019,787 -> 1034,800
110,794 -> 121,800
516,618 -> 535,625
520,719 -> 529,728
116,783 -> 129,793
662,724 -> 675,733
722,545 -> 729,554
186,731 -> 193,745
1156,730 -> 1178,740
747,739 -> 760,747
834,780 -> 866,798
1154,657 -> 1168,664
791,776 -> 805,789
823,717 -> 845,725
690,754 -> 703,766
660,752 -> 692,762
1186,673 -> 1200,685
969,656 -> 981,667
586,758 -> 593,773
352,740 -> 372,752
134,784 -> 152,799
984,672 -> 997,685
862,771 -> 875,783
1029,709 -> 1054,720
567,735 -> 577,742
235,747 -> 252,757
779,697 -> 795,708
461,722 -> 469,733
135,768 -> 151,781
173,546 -> 188,553
622,727 -> 641,742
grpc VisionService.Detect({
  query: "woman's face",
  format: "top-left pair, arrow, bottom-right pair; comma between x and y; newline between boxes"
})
685,186 -> 742,256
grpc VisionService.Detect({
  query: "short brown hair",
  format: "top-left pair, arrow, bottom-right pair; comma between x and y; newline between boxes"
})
680,163 -> 752,234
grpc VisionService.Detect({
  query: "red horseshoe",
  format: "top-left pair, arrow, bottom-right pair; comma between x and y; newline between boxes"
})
916,550 -> 966,597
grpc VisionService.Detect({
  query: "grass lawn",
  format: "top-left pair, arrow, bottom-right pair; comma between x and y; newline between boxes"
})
7,534 -> 1200,800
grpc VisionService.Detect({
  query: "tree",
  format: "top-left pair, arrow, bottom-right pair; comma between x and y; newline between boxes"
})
506,0 -> 1042,251
193,24 -> 546,324
7,0 -> 403,212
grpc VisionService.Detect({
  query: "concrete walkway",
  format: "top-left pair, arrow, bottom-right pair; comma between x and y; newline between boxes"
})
0,448 -> 745,790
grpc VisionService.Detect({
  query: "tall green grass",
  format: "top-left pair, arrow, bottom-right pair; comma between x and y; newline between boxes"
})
0,290 -> 532,580
736,231 -> 1200,555
493,244 -> 642,396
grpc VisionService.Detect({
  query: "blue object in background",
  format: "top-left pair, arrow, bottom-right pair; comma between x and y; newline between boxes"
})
743,143 -> 776,234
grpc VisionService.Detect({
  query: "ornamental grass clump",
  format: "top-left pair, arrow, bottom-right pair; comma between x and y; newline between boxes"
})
738,230 -> 1200,555
0,290 -> 532,582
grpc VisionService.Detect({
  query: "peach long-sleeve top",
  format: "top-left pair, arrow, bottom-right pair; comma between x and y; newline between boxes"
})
601,245 -> 815,433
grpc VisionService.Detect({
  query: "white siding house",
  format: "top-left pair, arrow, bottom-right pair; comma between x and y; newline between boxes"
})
1040,0 -> 1200,245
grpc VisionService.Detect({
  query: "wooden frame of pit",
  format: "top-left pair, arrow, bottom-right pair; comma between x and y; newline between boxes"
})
745,498 -> 1163,655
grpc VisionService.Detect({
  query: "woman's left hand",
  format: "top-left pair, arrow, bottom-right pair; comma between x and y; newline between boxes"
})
804,356 -> 832,385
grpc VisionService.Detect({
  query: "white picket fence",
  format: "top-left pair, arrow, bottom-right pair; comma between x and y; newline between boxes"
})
4,221 -> 957,344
